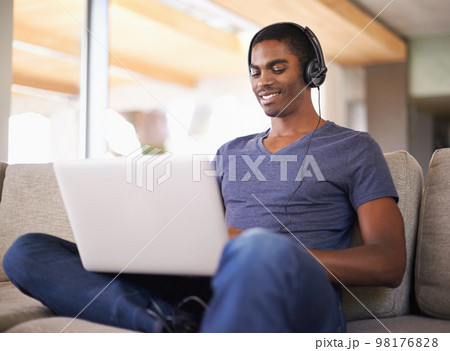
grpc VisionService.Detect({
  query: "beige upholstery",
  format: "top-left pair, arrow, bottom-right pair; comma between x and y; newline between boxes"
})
347,315 -> 450,333
0,281 -> 53,332
0,163 -> 74,282
6,317 -> 133,333
416,148 -> 450,319
343,151 -> 423,321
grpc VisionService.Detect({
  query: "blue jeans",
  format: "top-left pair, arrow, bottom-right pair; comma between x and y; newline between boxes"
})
3,229 -> 345,332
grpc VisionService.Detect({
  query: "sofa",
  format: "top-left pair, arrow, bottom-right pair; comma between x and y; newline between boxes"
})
0,149 -> 450,333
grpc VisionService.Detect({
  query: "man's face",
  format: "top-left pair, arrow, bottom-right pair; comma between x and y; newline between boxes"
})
250,40 -> 305,118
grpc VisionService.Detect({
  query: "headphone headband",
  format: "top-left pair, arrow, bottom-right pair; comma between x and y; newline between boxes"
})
248,22 -> 327,88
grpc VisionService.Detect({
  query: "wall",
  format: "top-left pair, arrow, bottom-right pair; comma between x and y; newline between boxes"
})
409,107 -> 434,179
408,33 -> 450,176
0,0 -> 13,162
409,33 -> 450,99
366,63 -> 408,153
321,64 -> 347,127
319,64 -> 367,131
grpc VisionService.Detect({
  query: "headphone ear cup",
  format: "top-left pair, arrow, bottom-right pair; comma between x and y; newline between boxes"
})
304,59 -> 325,88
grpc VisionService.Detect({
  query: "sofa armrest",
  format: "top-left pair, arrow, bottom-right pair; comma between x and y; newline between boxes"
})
0,163 -> 74,282
416,148 -> 450,320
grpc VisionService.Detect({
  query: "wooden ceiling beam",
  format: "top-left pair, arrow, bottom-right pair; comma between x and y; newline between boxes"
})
13,0 -> 83,55
14,1 -> 199,87
11,41 -> 196,92
317,0 -> 406,63
12,33 -> 197,87
112,0 -> 241,52
211,0 -> 406,66
109,54 -> 197,87
12,71 -> 79,95
13,22 -> 81,56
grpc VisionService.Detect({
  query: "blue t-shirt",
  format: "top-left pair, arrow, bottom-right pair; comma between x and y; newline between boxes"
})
214,121 -> 398,251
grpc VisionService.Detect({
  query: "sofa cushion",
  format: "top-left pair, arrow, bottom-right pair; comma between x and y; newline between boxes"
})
0,162 -> 7,202
416,148 -> 450,319
0,281 -> 53,332
347,315 -> 450,333
342,151 -> 423,321
0,163 -> 74,282
6,316 -> 134,333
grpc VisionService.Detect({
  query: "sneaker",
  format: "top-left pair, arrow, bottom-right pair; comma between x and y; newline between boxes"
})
146,295 -> 208,333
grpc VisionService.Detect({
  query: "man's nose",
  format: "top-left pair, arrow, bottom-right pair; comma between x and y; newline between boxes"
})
258,71 -> 274,87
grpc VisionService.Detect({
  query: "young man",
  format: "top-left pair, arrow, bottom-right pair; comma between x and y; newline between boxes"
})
3,22 -> 405,333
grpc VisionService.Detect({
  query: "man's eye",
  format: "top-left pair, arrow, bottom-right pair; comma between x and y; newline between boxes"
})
250,71 -> 260,77
273,68 -> 285,74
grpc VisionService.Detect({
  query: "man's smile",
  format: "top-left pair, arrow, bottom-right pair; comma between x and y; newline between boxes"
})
258,90 -> 281,105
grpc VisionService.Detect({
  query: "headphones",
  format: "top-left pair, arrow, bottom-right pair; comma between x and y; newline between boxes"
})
248,22 -> 327,88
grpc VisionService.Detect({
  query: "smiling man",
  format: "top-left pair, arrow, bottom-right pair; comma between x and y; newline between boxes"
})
3,22 -> 405,333
205,22 -> 406,331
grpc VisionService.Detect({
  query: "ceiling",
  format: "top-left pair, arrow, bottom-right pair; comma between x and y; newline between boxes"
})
350,0 -> 450,38
11,0 -> 446,96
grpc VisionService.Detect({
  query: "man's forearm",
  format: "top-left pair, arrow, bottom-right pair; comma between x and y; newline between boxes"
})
309,242 -> 405,288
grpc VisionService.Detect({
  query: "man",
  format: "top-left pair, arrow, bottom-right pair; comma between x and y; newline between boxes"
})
3,22 -> 405,333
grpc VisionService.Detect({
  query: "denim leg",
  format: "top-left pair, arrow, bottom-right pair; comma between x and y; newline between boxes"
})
2,233 -> 184,332
200,229 -> 345,333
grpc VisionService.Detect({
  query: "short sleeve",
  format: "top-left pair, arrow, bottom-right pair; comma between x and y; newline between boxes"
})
212,147 -> 224,189
347,133 -> 398,210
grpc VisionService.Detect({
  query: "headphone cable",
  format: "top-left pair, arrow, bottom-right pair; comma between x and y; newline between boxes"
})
279,87 -> 322,233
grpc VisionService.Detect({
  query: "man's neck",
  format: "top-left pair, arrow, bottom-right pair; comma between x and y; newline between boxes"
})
268,110 -> 321,138
263,111 -> 324,154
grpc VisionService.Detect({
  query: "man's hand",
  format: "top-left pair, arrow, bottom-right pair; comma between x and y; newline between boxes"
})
228,226 -> 244,239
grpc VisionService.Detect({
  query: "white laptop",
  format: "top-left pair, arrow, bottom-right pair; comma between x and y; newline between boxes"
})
53,153 -> 228,276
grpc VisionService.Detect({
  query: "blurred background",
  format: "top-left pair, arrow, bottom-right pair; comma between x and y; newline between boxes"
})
0,0 -> 449,177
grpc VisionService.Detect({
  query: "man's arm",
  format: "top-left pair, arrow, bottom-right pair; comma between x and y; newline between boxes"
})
227,197 -> 406,288
310,197 -> 406,288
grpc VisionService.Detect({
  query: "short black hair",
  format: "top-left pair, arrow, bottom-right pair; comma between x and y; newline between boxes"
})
248,22 -> 315,72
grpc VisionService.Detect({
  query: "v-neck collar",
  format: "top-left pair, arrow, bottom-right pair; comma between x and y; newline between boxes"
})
257,120 -> 331,155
